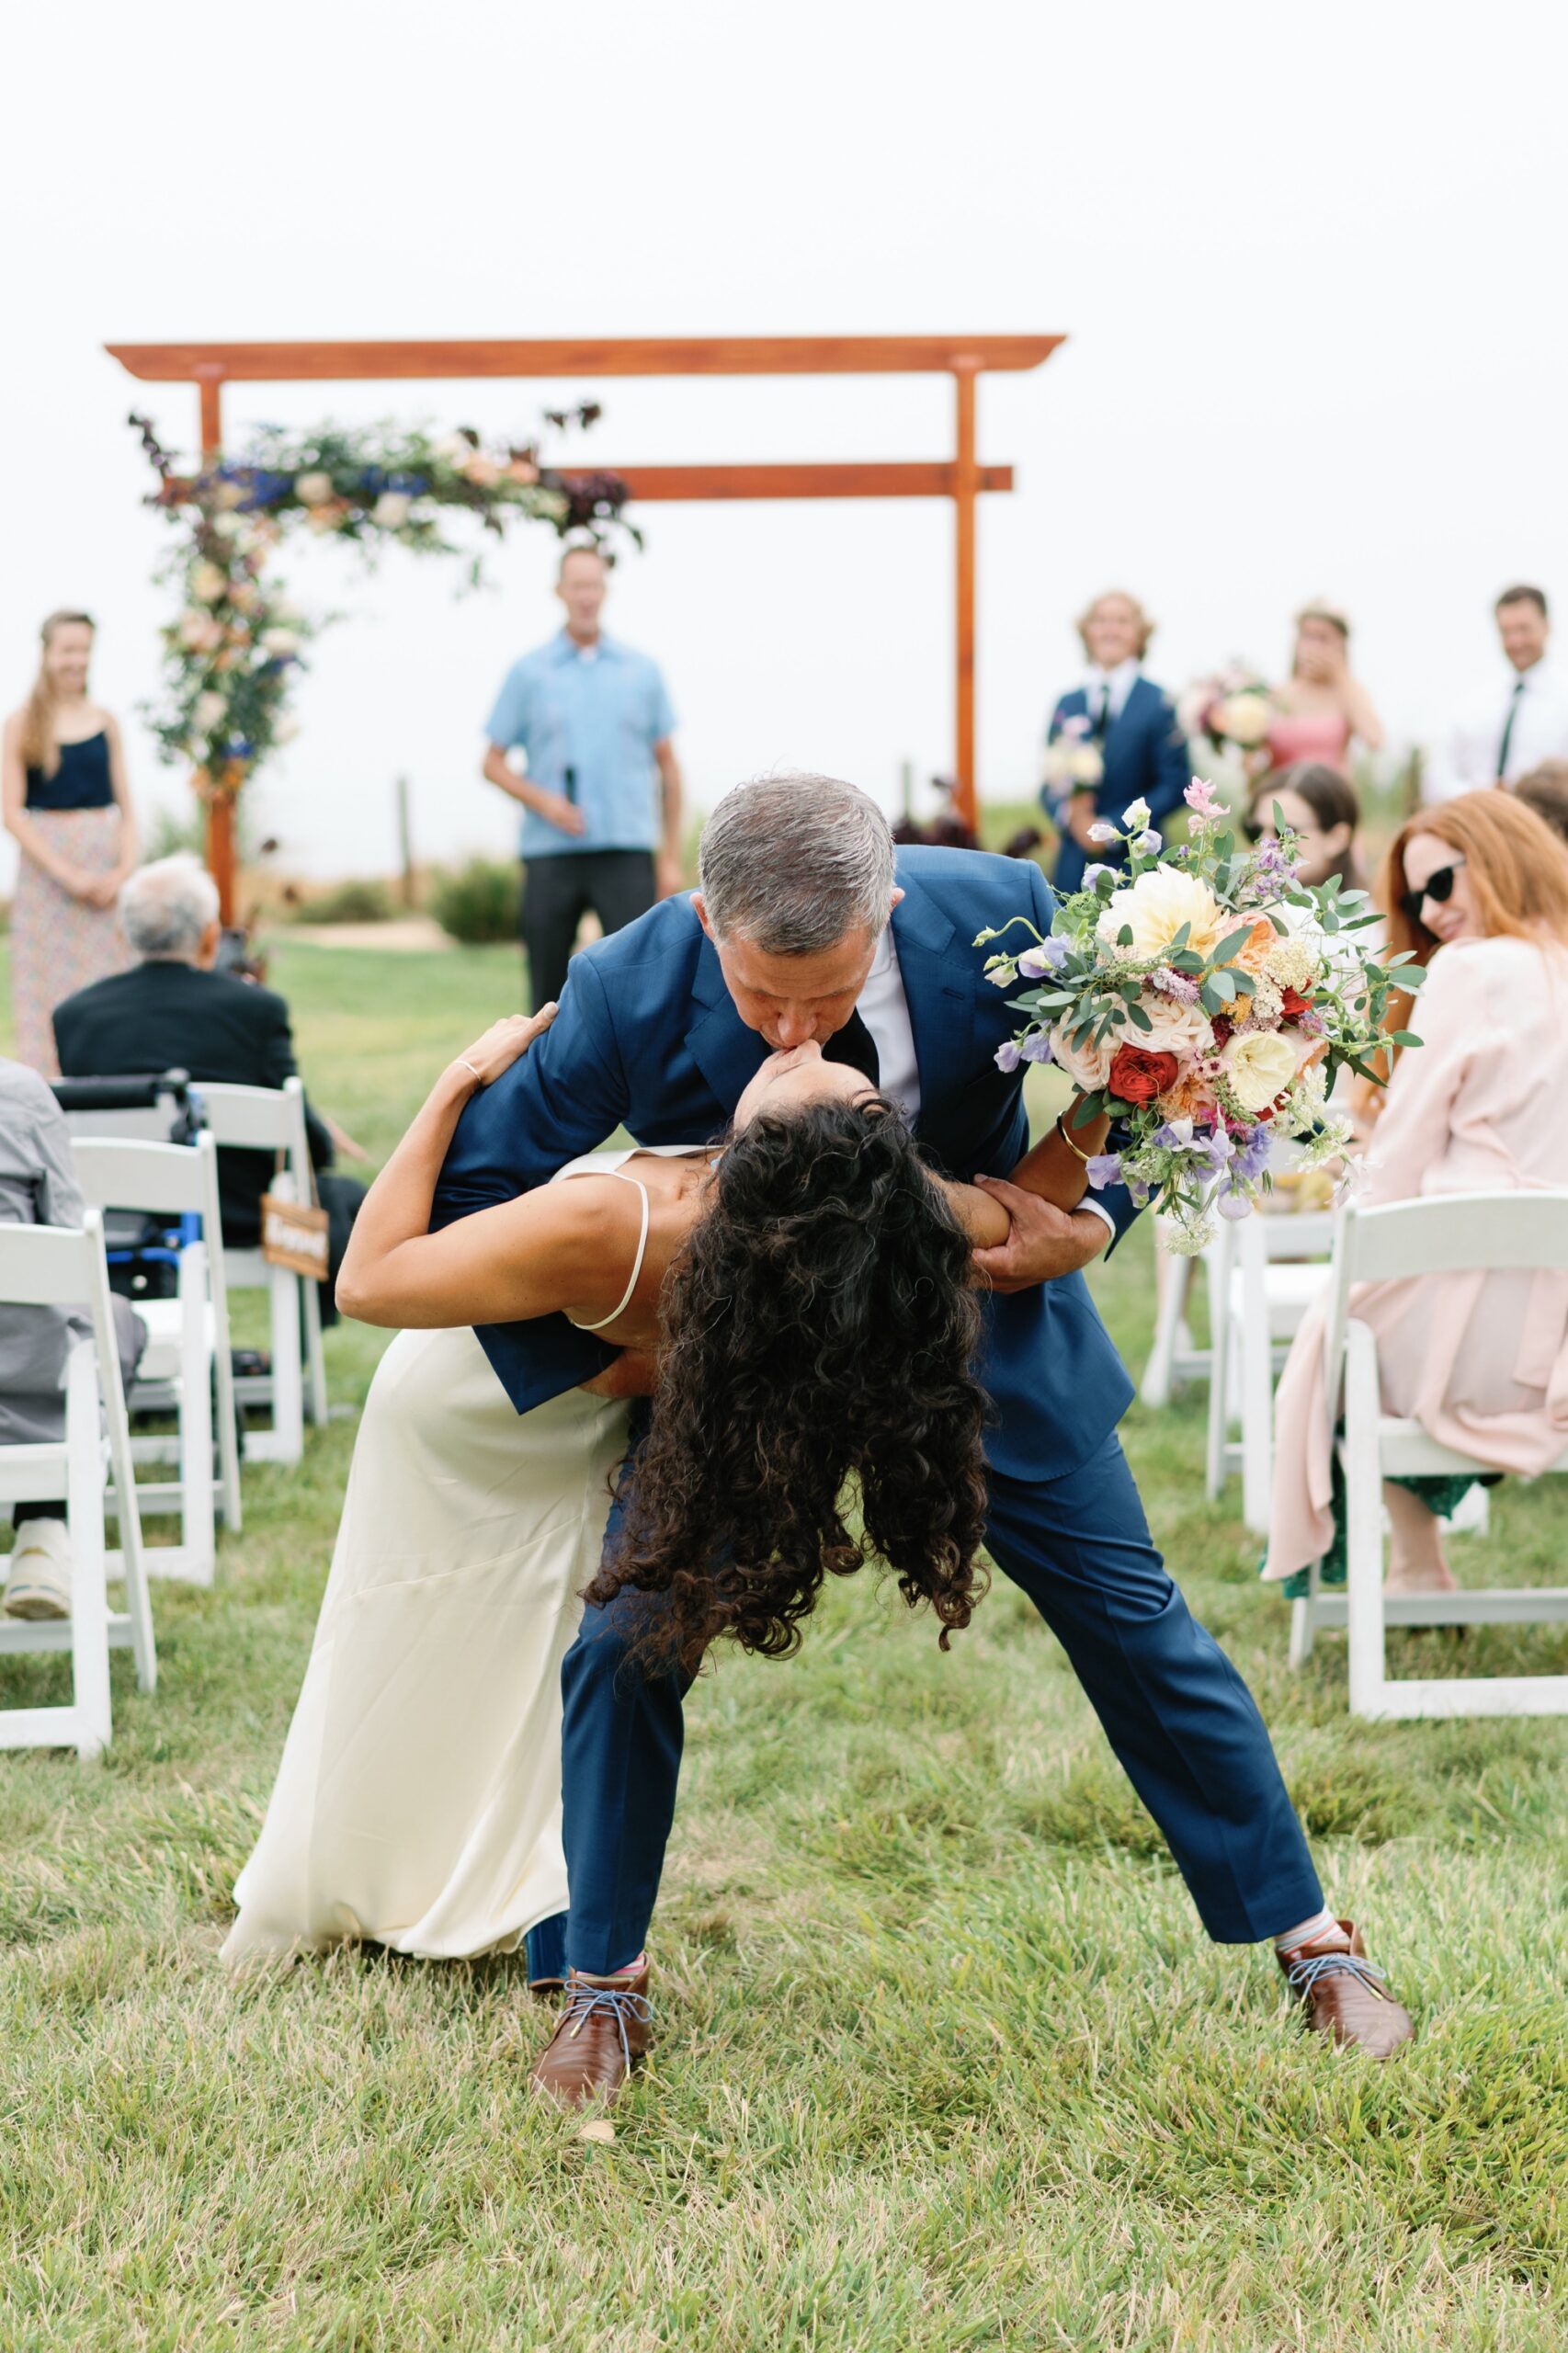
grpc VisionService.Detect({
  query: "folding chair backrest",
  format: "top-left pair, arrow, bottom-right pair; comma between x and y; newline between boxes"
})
0,1218 -> 103,1310
70,1133 -> 217,1222
1343,1191 -> 1568,1284
197,1078 -> 312,1194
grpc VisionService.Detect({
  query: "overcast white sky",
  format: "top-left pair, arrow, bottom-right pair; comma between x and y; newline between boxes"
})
4,0 -> 1565,886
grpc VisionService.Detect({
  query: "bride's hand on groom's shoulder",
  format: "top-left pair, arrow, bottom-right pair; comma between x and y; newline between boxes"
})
451,1003 -> 558,1089
971,1179 -> 1109,1292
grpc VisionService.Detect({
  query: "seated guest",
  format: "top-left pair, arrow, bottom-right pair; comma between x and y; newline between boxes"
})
1510,759 -> 1568,850
1042,591 -> 1190,892
1265,791 -> 1568,1597
1264,602 -> 1383,779
51,857 -> 366,1319
1,1058 -> 144,1620
1245,761 -> 1365,890
1427,585 -> 1568,801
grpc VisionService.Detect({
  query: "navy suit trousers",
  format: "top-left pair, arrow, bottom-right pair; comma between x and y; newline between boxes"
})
559,1430 -> 1322,1972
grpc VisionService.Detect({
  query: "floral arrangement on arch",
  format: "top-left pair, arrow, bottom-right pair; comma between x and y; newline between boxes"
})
130,411 -> 634,804
977,779 -> 1425,1251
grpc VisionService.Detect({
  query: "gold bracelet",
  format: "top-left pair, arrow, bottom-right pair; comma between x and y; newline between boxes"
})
1056,1110 -> 1093,1162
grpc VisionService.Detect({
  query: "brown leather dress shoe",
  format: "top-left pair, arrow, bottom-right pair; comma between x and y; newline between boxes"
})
531,1967 -> 653,2108
1276,1920 -> 1414,2059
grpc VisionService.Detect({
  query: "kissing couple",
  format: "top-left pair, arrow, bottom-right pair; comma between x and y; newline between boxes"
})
224,773 -> 1414,2097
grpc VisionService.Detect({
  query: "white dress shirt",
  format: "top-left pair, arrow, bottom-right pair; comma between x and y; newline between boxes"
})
1429,660 -> 1568,801
1083,657 -> 1142,728
857,923 -> 1115,1232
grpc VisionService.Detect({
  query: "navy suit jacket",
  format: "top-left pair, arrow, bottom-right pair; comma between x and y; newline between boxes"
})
432,846 -> 1138,1481
1045,675 -> 1190,893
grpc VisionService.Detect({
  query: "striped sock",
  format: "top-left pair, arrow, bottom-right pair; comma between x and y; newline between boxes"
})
1273,1909 -> 1345,1951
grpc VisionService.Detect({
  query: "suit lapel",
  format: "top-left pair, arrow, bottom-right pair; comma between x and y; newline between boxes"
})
890,870 -> 972,1134
685,933 -> 771,1112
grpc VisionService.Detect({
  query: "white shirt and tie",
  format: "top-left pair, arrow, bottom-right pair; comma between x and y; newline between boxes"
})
854,923 -> 1116,1232
1083,656 -> 1142,732
1429,658 -> 1568,801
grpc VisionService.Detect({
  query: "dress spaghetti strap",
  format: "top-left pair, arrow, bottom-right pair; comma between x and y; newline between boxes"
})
560,1167 -> 653,1332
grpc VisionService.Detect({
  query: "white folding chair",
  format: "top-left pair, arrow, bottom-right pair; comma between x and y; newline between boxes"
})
1140,1232 -> 1221,1409
0,1212 -> 156,1758
70,1133 -> 241,1584
195,1077 -> 328,1465
1206,1206 -> 1337,1532
1293,1190 -> 1568,1717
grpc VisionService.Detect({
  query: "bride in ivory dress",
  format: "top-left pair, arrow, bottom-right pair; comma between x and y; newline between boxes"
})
223,1000 -> 1098,1974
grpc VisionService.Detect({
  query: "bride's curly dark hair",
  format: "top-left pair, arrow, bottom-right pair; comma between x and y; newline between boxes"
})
582,1095 -> 991,1675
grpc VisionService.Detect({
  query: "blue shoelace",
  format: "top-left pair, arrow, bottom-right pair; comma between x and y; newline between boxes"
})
562,1979 -> 654,2069
1286,1949 -> 1391,1999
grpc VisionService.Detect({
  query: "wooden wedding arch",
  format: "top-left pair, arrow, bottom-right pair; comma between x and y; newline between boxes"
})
107,335 -> 1065,915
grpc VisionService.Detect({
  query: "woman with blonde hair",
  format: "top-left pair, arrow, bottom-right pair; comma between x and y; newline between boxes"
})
1265,790 -> 1568,1596
2,611 -> 138,1074
1264,601 -> 1383,779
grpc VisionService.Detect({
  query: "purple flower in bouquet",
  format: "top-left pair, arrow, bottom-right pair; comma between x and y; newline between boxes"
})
1018,938 -> 1070,979
1216,1185 -> 1253,1222
1133,829 -> 1162,856
1085,1152 -> 1124,1190
1085,863 -> 1117,887
994,1039 -> 1023,1074
1152,966 -> 1201,1003
1020,1032 -> 1054,1064
1087,820 -> 1119,846
1230,1124 -> 1273,1184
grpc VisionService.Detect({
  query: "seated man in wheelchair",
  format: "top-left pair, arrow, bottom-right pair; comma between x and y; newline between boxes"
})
51,856 -> 367,1325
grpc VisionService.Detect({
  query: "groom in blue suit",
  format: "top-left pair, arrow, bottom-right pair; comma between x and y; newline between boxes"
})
433,775 -> 1413,2098
1046,589 -> 1191,893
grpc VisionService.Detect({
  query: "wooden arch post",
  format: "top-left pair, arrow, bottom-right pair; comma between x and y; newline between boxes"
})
108,335 -> 1065,921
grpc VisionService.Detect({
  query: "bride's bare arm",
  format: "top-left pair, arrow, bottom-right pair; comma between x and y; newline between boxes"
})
937,1094 -> 1113,1245
335,1006 -> 634,1329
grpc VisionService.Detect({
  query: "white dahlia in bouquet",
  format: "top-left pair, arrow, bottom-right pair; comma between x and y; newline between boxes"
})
977,779 -> 1426,1251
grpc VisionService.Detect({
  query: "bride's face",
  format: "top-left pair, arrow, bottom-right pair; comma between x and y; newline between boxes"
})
733,1040 -> 877,1128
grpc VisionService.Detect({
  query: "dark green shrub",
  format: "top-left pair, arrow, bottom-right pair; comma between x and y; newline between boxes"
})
293,878 -> 395,925
428,858 -> 517,946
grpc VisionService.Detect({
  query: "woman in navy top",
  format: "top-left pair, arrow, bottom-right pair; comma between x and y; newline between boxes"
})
3,610 -> 138,1074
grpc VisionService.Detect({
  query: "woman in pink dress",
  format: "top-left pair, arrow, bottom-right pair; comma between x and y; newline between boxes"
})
1265,791 -> 1568,1595
2,611 -> 138,1074
1263,601 -> 1383,779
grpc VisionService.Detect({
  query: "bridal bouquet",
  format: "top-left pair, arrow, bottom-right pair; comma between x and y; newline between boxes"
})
1041,713 -> 1105,801
1176,665 -> 1273,757
977,779 -> 1424,1251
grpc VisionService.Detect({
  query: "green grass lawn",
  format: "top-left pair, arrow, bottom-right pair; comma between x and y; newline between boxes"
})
3,937 -> 1568,2352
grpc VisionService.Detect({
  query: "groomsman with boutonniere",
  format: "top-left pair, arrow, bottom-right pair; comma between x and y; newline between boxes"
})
1043,591 -> 1191,893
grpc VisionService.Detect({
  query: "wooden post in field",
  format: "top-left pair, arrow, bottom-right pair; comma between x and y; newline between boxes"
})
395,775 -> 415,906
952,357 -> 982,835
195,366 -> 237,926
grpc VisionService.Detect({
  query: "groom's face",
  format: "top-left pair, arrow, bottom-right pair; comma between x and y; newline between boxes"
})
694,898 -> 893,1050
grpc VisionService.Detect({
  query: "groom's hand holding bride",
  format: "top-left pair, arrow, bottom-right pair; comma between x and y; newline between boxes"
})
969,1181 -> 1110,1293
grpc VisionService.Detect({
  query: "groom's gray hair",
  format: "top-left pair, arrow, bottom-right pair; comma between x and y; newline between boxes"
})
698,774 -> 896,955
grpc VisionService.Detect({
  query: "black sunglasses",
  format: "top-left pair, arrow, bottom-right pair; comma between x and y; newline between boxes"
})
1398,858 -> 1465,927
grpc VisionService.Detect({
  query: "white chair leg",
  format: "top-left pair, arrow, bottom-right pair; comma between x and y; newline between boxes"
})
1344,1324 -> 1388,1719
267,1263 -> 303,1465
65,1345 -> 112,1760
1240,1312 -> 1275,1537
212,1317 -> 243,1537
1142,1251 -> 1191,1409
302,1274 -> 328,1428
176,1245 -> 216,1585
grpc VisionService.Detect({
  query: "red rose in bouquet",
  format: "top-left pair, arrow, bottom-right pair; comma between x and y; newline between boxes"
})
1279,986 -> 1314,1019
1108,1044 -> 1181,1107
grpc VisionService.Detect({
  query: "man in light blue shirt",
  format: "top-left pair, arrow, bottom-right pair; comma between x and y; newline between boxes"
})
483,545 -> 683,1009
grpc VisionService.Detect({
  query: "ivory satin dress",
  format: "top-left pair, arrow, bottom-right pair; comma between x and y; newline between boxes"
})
223,1147 -> 701,1966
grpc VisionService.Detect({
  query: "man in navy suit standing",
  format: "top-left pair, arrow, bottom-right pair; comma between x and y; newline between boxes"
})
432,775 -> 1414,2102
1046,590 -> 1191,892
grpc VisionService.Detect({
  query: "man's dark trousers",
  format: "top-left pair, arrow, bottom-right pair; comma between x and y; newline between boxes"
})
521,850 -> 657,1013
559,1428 -> 1324,1975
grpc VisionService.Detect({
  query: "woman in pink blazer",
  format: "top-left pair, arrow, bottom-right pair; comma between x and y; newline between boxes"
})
1265,791 -> 1568,1596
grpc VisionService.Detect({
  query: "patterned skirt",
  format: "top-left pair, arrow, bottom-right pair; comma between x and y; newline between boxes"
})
9,808 -> 133,1075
